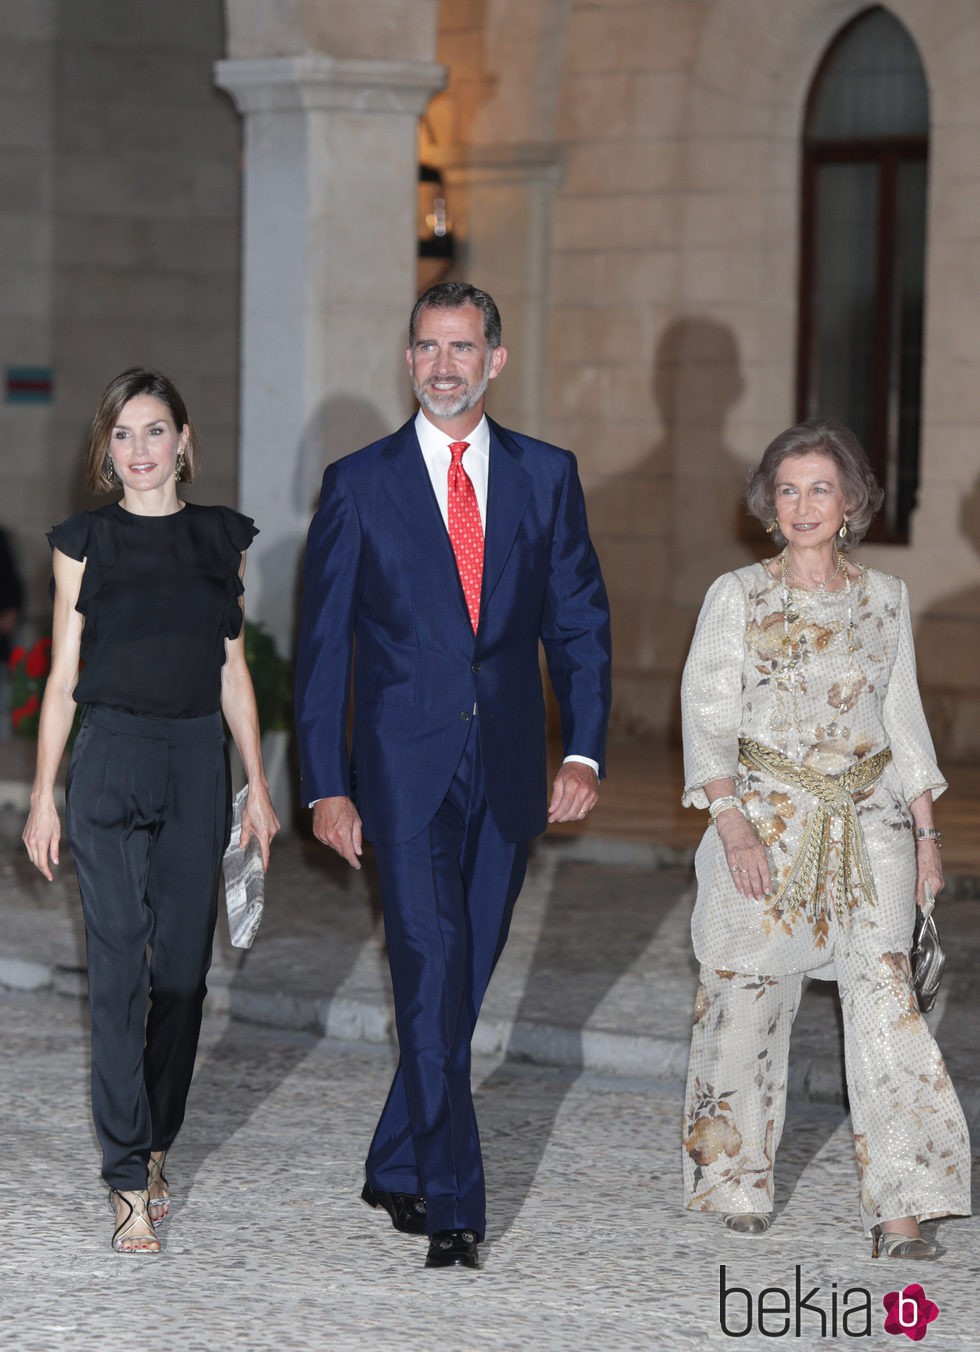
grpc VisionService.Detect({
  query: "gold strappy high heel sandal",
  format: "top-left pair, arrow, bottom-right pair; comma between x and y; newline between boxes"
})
109,1189 -> 161,1255
871,1224 -> 945,1260
147,1151 -> 170,1226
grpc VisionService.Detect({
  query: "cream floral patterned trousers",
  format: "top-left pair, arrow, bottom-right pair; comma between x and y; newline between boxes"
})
683,938 -> 971,1233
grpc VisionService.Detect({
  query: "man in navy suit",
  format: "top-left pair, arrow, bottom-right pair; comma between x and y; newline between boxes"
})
296,282 -> 611,1270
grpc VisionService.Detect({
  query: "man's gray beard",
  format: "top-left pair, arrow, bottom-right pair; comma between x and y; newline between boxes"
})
413,358 -> 492,420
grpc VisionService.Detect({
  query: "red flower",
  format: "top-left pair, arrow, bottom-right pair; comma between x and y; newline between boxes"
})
25,638 -> 52,679
8,645 -> 26,671
883,1284 -> 939,1341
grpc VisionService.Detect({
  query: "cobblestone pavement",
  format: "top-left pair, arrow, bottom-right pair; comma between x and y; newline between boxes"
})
1,988 -> 977,1352
2,800 -> 978,1351
2,809 -> 979,1126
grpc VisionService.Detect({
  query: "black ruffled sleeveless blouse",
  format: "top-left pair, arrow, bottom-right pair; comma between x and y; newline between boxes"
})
47,502 -> 257,718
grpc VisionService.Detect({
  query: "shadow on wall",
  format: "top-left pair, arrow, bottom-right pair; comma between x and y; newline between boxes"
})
915,472 -> 980,761
246,396 -> 392,830
584,316 -> 766,743
248,393 -> 392,667
291,395 -> 394,522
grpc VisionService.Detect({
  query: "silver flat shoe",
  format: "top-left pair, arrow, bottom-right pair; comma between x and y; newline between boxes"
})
723,1212 -> 771,1235
871,1224 -> 944,1259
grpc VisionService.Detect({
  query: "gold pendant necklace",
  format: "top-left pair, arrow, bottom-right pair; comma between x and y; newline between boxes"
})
782,548 -> 845,592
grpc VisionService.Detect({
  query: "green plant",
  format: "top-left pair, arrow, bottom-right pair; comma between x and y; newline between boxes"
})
243,619 -> 292,733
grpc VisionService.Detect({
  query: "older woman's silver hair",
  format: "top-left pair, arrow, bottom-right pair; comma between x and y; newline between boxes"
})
746,419 -> 884,551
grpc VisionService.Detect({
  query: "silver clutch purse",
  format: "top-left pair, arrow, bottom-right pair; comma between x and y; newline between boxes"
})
222,785 -> 265,949
911,888 -> 945,1014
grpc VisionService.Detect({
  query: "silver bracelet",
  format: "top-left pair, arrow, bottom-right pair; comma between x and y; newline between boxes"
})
709,795 -> 745,821
914,828 -> 942,847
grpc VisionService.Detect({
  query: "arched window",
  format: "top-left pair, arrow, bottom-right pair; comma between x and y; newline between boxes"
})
797,7 -> 928,542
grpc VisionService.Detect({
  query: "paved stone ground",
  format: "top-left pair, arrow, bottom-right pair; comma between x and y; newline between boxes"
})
2,799 -> 978,1351
1,988 -> 977,1352
3,809 -> 979,1126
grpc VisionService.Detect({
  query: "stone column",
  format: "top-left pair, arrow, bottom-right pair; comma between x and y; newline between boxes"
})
436,143 -> 564,438
429,143 -> 564,738
214,54 -> 444,653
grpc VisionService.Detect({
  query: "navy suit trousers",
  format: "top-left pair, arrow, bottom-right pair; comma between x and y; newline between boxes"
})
366,720 -> 528,1238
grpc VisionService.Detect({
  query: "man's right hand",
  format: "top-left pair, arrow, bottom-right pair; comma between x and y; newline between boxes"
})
312,795 -> 363,869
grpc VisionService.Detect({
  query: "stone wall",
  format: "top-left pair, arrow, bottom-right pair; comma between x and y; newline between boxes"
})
0,0 -> 56,619
0,0 -> 240,621
3,0 -> 977,756
427,0 -> 980,756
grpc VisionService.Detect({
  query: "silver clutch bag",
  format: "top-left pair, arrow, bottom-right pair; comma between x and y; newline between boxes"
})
222,785 -> 265,949
911,888 -> 945,1014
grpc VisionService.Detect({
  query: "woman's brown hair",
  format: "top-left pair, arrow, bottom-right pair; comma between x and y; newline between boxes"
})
84,368 -> 198,493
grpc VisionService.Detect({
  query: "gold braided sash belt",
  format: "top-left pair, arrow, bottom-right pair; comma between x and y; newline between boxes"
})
737,737 -> 892,921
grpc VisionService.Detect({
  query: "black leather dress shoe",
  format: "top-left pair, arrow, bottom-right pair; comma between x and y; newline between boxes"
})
425,1229 -> 480,1270
361,1182 -> 427,1235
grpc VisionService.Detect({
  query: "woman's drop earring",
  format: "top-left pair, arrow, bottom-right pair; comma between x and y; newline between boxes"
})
175,449 -> 185,480
838,518 -> 849,542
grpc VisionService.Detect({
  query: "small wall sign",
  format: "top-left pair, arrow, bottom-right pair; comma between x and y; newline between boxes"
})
6,367 -> 54,403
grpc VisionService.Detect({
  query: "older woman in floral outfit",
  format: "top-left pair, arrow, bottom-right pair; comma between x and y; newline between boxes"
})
681,419 -> 970,1259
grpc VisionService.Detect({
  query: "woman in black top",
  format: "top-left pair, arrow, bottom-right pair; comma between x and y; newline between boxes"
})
23,368 -> 280,1254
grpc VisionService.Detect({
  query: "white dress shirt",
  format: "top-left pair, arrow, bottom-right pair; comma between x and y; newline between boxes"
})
414,407 -> 490,529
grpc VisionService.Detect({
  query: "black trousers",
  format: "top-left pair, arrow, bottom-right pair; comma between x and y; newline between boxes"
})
66,705 -> 229,1189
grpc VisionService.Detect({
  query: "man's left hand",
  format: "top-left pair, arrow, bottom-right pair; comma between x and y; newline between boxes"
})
548,762 -> 599,824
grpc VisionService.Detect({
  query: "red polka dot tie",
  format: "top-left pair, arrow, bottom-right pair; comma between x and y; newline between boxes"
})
447,441 -> 484,632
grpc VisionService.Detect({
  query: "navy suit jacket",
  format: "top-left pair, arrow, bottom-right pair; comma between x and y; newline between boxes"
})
295,416 -> 611,845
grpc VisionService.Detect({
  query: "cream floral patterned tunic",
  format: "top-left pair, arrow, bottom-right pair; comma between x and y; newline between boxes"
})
681,562 -> 945,977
